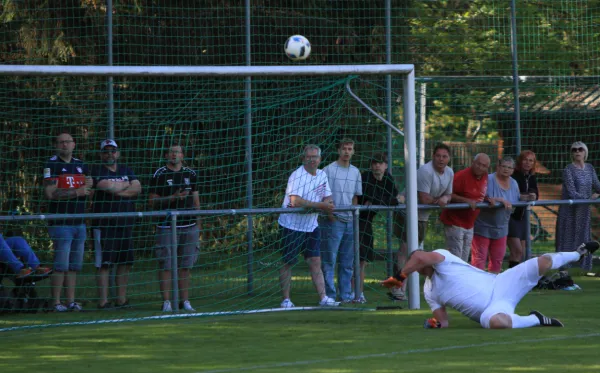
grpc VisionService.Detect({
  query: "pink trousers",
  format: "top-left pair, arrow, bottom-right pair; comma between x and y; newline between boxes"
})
471,234 -> 507,273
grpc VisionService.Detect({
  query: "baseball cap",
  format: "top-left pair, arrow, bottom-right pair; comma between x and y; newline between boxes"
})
370,153 -> 388,164
100,139 -> 118,150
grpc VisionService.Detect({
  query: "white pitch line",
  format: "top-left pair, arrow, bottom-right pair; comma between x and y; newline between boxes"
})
198,332 -> 600,373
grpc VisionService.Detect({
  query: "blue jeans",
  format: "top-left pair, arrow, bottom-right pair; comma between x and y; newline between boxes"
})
320,219 -> 354,301
0,235 -> 40,273
48,225 -> 86,272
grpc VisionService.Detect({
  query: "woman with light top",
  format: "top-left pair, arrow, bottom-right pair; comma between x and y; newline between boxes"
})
555,141 -> 600,271
472,157 -> 521,273
507,150 -> 539,268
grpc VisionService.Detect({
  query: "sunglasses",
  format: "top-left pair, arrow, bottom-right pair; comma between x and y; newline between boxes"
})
571,147 -> 585,153
102,149 -> 118,154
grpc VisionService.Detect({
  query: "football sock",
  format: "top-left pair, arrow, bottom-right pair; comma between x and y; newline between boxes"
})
510,314 -> 540,328
543,252 -> 580,269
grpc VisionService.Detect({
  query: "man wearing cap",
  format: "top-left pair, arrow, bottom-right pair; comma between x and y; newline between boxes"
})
356,152 -> 402,303
43,130 -> 93,312
91,139 -> 141,309
148,143 -> 201,312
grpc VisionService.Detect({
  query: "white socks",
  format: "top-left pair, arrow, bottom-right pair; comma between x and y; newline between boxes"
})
543,252 -> 580,270
510,314 -> 540,328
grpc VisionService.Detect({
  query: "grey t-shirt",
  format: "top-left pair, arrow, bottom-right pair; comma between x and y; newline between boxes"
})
323,161 -> 362,222
474,173 -> 520,239
416,161 -> 454,221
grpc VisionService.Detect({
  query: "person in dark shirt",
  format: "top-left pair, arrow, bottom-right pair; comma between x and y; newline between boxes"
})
91,139 -> 142,309
148,143 -> 200,312
43,130 -> 93,312
356,153 -> 402,303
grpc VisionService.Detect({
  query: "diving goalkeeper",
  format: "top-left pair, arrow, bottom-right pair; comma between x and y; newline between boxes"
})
381,241 -> 599,329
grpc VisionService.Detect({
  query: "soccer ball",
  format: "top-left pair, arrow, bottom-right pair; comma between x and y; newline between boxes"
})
284,35 -> 311,61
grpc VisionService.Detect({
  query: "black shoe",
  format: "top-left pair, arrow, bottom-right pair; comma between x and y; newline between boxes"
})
97,302 -> 113,310
530,310 -> 564,327
576,241 -> 600,257
115,300 -> 132,309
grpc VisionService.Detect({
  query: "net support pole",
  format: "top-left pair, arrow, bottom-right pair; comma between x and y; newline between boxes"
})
419,83 -> 426,167
403,70 -> 419,310
244,0 -> 254,295
510,0 -> 530,260
385,0 -> 394,277
418,83 -> 427,255
105,0 -> 117,301
353,208 -> 361,301
106,0 -> 115,139
170,214 -> 180,312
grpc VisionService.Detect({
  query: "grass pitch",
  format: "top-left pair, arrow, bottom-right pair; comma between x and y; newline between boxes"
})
1,274 -> 599,373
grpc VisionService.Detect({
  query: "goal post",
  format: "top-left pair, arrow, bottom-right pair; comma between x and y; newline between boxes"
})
0,64 -> 419,330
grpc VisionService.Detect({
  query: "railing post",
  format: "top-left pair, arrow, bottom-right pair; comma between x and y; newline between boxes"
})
353,207 -> 361,301
170,213 -> 180,312
524,206 -> 532,260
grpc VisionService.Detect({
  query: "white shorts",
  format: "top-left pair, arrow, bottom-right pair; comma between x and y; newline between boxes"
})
479,258 -> 541,328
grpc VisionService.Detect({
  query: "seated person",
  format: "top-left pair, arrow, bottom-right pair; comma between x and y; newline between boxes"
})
0,234 -> 52,279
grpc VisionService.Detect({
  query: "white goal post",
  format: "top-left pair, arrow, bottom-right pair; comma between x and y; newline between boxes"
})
0,64 -> 420,309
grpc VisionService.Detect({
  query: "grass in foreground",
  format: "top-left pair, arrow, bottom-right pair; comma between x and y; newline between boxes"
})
1,275 -> 599,373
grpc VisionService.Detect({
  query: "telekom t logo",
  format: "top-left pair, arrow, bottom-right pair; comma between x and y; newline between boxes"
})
66,176 -> 75,188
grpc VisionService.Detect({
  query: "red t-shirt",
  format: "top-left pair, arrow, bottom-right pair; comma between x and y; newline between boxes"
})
440,167 -> 488,229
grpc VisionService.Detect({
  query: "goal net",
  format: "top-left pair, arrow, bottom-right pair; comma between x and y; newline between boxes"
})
0,65 -> 416,330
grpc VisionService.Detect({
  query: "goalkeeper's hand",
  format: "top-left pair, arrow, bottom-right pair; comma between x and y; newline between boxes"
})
423,318 -> 442,329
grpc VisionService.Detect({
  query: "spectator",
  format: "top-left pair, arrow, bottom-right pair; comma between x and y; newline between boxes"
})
278,144 -> 339,308
0,234 -> 52,278
148,143 -> 200,312
472,157 -> 520,273
357,153 -> 401,303
43,130 -> 93,312
392,143 -> 453,300
91,140 -> 142,309
440,153 -> 490,262
321,138 -> 362,302
555,141 -> 600,271
507,150 -> 539,268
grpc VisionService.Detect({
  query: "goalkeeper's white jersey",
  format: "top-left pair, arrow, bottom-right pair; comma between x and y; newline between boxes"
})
424,249 -> 496,321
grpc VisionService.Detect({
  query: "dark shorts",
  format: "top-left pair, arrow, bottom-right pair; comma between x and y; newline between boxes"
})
393,212 -> 427,244
93,227 -> 135,268
155,225 -> 200,270
280,226 -> 321,265
508,217 -> 528,241
359,220 -> 375,262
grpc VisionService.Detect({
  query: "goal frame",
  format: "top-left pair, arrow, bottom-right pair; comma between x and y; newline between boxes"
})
0,64 -> 420,309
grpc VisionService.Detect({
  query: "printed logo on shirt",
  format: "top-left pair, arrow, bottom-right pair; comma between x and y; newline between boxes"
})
167,179 -> 173,186
184,178 -> 190,185
76,167 -> 83,174
62,168 -> 67,172
313,183 -> 327,198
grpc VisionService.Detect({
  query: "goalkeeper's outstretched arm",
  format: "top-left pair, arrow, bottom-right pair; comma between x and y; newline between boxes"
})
400,250 -> 445,278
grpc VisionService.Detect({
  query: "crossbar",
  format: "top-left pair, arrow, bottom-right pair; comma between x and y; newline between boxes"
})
0,64 -> 414,77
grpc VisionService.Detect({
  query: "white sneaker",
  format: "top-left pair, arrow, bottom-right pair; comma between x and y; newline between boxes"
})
68,302 -> 83,312
280,299 -> 295,308
389,287 -> 407,301
181,300 -> 196,312
54,303 -> 68,312
319,296 -> 340,307
162,300 -> 173,312
356,293 -> 367,304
